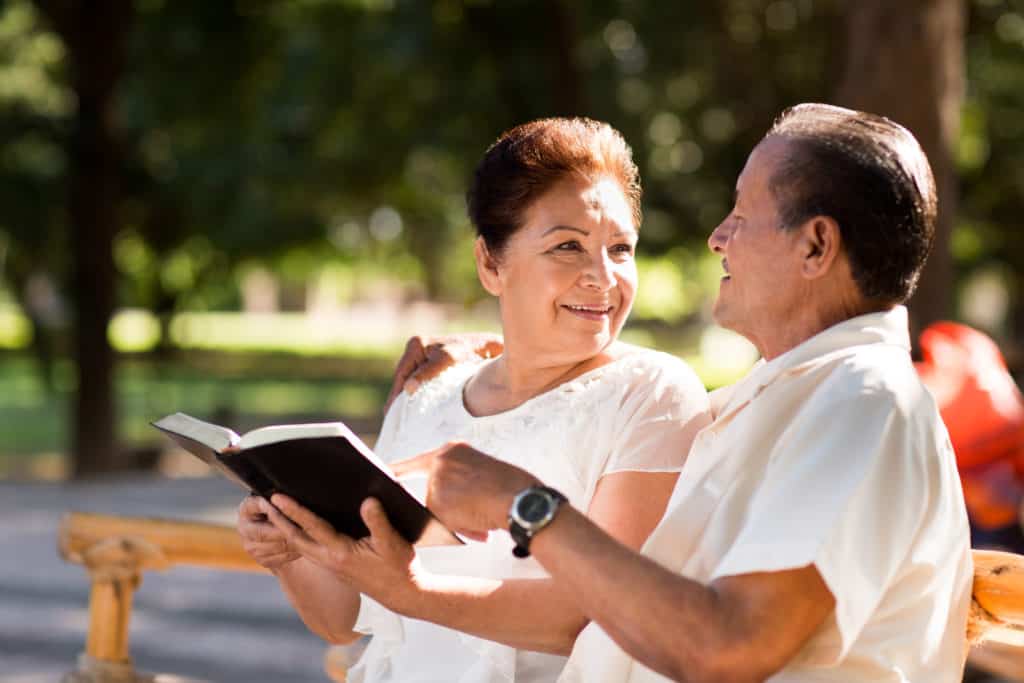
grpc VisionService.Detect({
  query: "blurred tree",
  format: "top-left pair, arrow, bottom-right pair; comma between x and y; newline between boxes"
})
958,0 -> 1024,355
31,0 -> 133,476
0,0 -> 69,392
835,0 -> 966,339
3,0 -> 1023,473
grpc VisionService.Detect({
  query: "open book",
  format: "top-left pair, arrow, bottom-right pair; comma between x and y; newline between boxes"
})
152,412 -> 461,547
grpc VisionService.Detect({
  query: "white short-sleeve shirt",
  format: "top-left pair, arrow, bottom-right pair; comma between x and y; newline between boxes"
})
348,349 -> 711,683
560,307 -> 973,683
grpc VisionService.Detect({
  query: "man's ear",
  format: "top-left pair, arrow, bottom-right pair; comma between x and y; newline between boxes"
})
797,216 -> 842,280
474,237 -> 502,296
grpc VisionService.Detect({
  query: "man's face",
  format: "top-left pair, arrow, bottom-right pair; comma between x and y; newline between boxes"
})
707,137 -> 807,351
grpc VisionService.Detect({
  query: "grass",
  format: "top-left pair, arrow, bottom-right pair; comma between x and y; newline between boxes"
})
0,315 -> 757,476
0,352 -> 395,465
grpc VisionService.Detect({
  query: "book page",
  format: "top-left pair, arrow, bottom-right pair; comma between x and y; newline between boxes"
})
239,423 -> 348,449
153,413 -> 240,452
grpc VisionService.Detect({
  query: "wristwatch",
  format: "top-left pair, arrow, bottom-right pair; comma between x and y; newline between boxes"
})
508,485 -> 567,558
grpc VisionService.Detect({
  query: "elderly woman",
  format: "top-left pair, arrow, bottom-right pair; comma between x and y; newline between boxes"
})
237,117 -> 710,682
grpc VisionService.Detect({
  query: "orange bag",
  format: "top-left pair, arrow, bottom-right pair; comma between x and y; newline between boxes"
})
915,322 -> 1024,530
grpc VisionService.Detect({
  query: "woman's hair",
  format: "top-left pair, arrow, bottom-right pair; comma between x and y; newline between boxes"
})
467,117 -> 641,256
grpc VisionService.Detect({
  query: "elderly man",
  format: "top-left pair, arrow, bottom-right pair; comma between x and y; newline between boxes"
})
381,103 -> 972,682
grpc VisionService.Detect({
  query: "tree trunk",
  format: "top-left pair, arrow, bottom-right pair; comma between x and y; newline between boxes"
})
35,0 -> 134,476
834,0 -> 965,341
549,0 -> 583,116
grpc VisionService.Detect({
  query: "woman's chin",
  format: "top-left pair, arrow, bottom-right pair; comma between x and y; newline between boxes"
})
567,330 -> 616,357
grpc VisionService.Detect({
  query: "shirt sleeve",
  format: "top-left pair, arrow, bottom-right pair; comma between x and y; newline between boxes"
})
603,353 -> 712,475
709,385 -> 931,659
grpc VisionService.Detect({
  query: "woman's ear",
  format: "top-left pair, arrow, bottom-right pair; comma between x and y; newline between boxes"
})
798,216 -> 842,280
474,237 -> 502,296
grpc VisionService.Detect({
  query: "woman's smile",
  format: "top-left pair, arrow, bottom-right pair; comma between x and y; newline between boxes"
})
561,303 -> 614,321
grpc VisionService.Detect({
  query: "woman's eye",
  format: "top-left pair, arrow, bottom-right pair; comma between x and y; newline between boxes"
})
553,240 -> 583,252
611,243 -> 635,257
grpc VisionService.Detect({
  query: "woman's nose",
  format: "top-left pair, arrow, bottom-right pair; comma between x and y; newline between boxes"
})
582,251 -> 616,290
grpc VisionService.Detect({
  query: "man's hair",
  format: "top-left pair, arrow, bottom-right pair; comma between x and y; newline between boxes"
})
467,117 -> 641,257
766,103 -> 938,304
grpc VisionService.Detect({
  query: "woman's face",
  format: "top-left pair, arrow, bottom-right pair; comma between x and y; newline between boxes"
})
477,176 -> 638,364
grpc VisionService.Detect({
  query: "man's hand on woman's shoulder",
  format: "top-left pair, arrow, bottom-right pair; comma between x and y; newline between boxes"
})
386,333 -> 504,408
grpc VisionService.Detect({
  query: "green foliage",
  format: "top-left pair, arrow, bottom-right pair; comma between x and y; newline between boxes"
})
0,0 -> 845,319
0,0 -> 1021,352
957,0 -> 1024,317
0,352 -> 393,460
0,0 -> 70,295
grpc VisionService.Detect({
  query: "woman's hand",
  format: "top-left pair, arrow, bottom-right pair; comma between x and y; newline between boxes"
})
260,494 -> 421,613
237,495 -> 300,570
392,441 -> 540,541
386,333 -> 505,408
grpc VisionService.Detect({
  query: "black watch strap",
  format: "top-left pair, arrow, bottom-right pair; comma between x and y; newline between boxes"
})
509,486 -> 567,558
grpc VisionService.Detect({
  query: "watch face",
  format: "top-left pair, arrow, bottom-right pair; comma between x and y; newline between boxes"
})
517,491 -> 552,524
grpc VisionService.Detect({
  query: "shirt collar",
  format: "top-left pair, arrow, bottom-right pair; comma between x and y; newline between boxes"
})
713,306 -> 911,418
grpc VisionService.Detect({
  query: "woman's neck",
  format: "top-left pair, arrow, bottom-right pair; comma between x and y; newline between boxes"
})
464,342 -> 621,417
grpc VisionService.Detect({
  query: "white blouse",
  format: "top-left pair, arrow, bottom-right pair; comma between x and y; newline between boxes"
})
347,349 -> 710,683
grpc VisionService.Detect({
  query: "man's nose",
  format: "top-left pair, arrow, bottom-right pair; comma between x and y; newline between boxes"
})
708,220 -> 729,254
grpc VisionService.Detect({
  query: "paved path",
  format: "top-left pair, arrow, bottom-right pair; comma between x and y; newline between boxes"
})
0,475 -> 327,682
2,474 -> 1018,683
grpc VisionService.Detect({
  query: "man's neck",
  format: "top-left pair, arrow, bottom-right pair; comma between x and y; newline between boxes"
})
755,298 -> 889,361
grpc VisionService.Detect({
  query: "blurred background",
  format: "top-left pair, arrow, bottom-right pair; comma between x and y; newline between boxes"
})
1,0 -> 1021,479
0,0 -> 1023,680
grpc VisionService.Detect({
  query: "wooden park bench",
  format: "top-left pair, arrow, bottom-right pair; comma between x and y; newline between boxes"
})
57,512 -> 350,683
58,511 -> 1024,682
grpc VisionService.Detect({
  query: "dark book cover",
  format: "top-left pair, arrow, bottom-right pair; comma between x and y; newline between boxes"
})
153,414 -> 461,547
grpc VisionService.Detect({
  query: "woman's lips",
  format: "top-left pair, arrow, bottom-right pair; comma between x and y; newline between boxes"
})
562,304 -> 613,321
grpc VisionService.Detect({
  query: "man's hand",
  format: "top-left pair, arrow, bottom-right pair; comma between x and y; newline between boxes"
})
386,334 -> 504,408
391,441 -> 540,540
237,495 -> 300,570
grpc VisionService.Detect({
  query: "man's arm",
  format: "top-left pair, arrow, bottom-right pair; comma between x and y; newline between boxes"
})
394,470 -> 680,654
398,443 -> 835,682
264,470 -> 680,655
530,506 -> 834,682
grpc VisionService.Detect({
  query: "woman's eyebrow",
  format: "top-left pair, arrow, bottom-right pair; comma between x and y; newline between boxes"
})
541,225 -> 589,237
